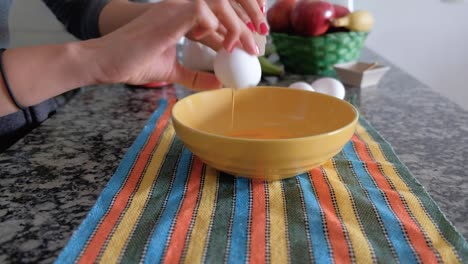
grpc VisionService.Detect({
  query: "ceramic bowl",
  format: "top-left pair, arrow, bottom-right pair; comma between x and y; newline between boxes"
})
172,87 -> 358,181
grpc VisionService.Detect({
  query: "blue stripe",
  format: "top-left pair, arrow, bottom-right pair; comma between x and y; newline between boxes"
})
143,148 -> 192,264
55,100 -> 169,264
227,178 -> 251,264
343,142 -> 419,263
298,173 -> 332,264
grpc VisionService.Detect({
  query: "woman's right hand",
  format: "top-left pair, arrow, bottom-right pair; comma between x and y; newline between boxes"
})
186,0 -> 268,52
90,0 -> 264,91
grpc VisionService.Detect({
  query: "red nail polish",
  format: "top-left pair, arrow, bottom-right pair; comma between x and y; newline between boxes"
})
259,22 -> 269,35
246,22 -> 255,32
260,5 -> 266,14
247,22 -> 255,32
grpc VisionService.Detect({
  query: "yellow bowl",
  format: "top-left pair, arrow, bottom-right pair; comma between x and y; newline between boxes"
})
172,87 -> 358,181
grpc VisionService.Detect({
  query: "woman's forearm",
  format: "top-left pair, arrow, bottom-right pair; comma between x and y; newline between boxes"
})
0,42 -> 98,116
98,0 -> 150,35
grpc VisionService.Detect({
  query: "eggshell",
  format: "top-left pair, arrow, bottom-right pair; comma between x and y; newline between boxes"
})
288,81 -> 315,92
311,77 -> 346,99
213,48 -> 261,89
181,39 -> 216,71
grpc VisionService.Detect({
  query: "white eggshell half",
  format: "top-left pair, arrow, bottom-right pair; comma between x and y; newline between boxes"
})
213,48 -> 261,89
181,39 -> 216,71
311,77 -> 346,99
288,81 -> 315,92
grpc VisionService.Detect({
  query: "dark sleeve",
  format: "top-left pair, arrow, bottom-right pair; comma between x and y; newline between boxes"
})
42,0 -> 111,40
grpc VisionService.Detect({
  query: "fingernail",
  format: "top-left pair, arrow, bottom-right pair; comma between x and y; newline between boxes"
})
259,22 -> 269,35
260,5 -> 266,14
246,22 -> 255,32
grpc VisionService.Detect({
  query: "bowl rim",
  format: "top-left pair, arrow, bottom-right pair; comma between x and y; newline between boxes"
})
171,87 -> 359,143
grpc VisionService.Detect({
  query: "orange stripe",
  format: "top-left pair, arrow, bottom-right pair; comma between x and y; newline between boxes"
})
250,180 -> 267,264
163,157 -> 203,264
351,135 -> 439,263
310,168 -> 351,263
78,100 -> 174,264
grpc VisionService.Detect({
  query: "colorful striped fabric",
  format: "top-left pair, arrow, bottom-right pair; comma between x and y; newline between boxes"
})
55,99 -> 468,264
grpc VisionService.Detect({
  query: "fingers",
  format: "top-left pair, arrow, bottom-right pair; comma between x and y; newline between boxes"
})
170,63 -> 222,91
229,0 -> 250,24
229,0 -> 257,33
198,33 -> 224,51
190,0 -> 220,40
206,0 -> 259,55
159,0 -> 219,47
235,0 -> 268,34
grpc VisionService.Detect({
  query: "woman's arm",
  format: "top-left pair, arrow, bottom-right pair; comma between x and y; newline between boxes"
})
98,0 -> 151,35
0,0 -> 267,116
42,0 -> 151,38
0,0 -> 222,116
0,43 -> 97,116
41,0 -> 111,40
1,1 -> 151,115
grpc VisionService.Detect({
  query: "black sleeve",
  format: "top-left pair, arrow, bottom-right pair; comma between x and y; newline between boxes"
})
42,0 -> 110,40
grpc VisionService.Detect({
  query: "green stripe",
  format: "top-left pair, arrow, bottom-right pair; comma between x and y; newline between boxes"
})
359,117 -> 468,261
203,173 -> 235,263
334,151 -> 398,263
119,136 -> 184,263
282,178 -> 313,264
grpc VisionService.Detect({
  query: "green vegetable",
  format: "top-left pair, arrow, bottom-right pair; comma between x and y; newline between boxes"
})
259,56 -> 284,76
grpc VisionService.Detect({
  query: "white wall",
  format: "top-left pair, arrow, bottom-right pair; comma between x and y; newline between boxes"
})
354,0 -> 468,110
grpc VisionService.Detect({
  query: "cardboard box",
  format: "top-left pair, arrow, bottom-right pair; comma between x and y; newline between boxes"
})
334,62 -> 390,88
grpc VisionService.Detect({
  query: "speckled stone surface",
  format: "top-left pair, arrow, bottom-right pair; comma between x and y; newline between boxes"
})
0,49 -> 467,263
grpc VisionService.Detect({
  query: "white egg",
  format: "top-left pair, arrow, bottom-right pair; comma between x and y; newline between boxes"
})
311,77 -> 346,99
213,48 -> 261,89
181,39 -> 216,71
288,81 -> 315,92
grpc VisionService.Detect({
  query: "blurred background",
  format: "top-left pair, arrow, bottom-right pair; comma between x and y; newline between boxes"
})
8,0 -> 468,110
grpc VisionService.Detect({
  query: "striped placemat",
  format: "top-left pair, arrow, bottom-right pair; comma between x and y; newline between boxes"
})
55,99 -> 468,264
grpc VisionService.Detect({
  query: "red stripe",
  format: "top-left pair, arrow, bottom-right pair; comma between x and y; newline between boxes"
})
78,100 -> 174,264
163,157 -> 204,263
249,180 -> 267,264
352,135 -> 439,263
309,168 -> 351,263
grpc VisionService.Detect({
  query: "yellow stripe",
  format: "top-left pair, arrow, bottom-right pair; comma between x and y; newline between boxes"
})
322,160 -> 374,263
183,166 -> 218,264
356,124 -> 460,263
99,125 -> 175,264
267,181 -> 288,264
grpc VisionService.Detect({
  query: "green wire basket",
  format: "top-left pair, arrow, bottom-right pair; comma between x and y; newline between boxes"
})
271,31 -> 368,77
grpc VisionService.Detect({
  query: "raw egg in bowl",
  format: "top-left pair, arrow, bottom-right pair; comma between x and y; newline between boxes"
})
171,87 -> 358,181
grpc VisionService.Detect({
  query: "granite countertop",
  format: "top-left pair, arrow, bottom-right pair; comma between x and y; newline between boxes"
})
1,49 -> 467,263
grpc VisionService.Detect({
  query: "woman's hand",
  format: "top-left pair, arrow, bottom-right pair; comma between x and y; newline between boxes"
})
99,0 -> 268,54
91,0 -> 226,90
186,0 -> 268,53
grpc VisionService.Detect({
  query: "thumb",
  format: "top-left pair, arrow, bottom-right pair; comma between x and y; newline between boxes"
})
169,63 -> 222,91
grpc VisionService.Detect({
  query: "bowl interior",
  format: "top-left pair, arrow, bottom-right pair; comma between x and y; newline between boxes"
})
172,87 -> 357,140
